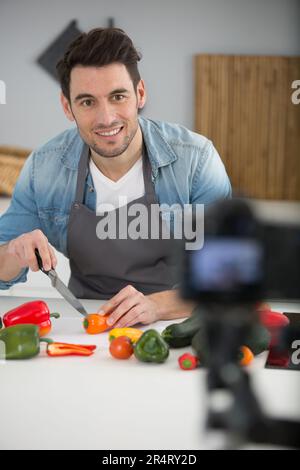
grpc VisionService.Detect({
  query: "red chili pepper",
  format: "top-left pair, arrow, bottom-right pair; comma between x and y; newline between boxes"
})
178,352 -> 199,370
46,342 -> 97,357
2,301 -> 60,337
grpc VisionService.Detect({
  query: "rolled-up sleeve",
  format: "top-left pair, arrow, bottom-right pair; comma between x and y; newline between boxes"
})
0,152 -> 40,289
0,248 -> 28,289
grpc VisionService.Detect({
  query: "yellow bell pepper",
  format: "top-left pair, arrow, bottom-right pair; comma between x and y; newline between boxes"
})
108,327 -> 143,344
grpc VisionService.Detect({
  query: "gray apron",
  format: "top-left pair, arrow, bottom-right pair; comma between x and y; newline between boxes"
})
67,143 -> 179,299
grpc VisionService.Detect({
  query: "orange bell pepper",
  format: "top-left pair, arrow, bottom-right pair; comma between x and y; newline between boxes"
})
83,313 -> 110,334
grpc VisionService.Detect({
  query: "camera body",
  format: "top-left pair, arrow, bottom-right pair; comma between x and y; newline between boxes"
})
182,199 -> 300,303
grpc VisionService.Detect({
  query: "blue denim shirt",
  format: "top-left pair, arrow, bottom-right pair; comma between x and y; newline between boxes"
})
0,117 -> 231,289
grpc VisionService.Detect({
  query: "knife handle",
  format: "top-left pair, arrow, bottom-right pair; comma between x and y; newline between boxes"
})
35,248 -> 50,274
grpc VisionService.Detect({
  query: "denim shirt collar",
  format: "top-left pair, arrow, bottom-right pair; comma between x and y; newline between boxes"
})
59,117 -> 178,177
60,129 -> 84,170
138,117 -> 177,177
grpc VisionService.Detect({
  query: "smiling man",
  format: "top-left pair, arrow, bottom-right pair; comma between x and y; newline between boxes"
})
0,28 -> 231,327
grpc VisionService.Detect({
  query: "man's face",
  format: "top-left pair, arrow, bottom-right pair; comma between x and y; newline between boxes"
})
61,63 -> 146,158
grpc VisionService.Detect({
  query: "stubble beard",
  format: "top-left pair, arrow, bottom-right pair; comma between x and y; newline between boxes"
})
89,120 -> 139,159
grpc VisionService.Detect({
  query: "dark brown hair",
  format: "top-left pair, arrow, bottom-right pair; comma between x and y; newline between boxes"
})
56,28 -> 142,101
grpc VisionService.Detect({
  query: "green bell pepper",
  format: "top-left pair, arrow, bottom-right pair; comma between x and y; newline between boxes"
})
134,329 -> 169,363
0,324 -> 52,360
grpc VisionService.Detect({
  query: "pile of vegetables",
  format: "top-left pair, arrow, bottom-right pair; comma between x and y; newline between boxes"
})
1,300 -> 289,368
161,313 -> 266,369
159,303 -> 290,370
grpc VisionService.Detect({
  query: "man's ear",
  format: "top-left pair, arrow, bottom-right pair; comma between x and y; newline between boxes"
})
60,92 -> 75,122
137,79 -> 146,110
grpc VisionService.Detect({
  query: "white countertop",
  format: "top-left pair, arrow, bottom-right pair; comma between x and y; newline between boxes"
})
1,197 -> 300,449
0,295 -> 299,450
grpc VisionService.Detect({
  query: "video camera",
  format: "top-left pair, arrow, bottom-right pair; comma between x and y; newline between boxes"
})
180,198 -> 300,448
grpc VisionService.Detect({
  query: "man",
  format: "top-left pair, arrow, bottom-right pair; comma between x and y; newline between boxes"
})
0,28 -> 231,327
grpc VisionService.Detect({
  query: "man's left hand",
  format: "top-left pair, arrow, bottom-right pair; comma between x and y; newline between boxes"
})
97,284 -> 195,328
97,285 -> 159,328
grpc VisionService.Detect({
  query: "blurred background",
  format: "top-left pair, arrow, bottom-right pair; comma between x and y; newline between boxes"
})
0,0 -> 300,197
0,0 -> 299,295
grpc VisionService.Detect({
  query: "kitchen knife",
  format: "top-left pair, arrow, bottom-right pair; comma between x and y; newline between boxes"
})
35,249 -> 88,317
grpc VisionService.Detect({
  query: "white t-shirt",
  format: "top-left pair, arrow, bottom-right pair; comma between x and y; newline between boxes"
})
89,156 -> 145,213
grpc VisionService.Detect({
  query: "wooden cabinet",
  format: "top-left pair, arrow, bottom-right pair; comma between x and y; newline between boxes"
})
195,55 -> 300,200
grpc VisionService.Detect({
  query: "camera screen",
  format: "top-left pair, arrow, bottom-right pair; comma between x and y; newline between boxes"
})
187,238 -> 264,301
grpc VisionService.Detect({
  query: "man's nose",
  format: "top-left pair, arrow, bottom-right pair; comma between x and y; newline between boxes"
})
96,102 -> 116,128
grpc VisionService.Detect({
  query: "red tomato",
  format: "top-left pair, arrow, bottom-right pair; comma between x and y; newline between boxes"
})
109,336 -> 134,360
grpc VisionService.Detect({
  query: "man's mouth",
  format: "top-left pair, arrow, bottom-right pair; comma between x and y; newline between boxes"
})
94,126 -> 124,138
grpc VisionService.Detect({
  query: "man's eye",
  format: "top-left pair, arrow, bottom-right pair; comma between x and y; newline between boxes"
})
81,99 -> 93,107
112,95 -> 126,101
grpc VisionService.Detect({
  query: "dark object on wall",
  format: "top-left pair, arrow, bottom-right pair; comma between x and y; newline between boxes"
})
36,20 -> 82,81
108,17 -> 115,28
36,18 -> 117,82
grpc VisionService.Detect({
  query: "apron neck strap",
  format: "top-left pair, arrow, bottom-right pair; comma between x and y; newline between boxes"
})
75,143 -> 90,204
142,143 -> 157,205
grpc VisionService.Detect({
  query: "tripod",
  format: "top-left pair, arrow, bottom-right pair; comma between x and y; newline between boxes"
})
196,303 -> 300,449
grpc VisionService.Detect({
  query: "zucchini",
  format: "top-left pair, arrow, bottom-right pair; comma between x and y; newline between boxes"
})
161,313 -> 203,348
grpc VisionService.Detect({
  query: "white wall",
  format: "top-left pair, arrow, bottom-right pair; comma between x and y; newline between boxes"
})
0,0 -> 299,149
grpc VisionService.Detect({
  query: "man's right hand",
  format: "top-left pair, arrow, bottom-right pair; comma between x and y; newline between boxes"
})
6,229 -> 57,272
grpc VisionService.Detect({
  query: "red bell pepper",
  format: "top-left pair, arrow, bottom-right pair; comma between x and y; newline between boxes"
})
258,307 -> 290,347
2,301 -> 60,337
46,342 -> 97,357
258,308 -> 290,329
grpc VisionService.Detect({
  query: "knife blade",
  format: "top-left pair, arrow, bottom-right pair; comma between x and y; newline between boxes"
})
35,249 -> 88,317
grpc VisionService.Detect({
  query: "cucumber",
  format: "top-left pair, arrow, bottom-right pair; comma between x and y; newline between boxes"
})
161,313 -> 203,348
